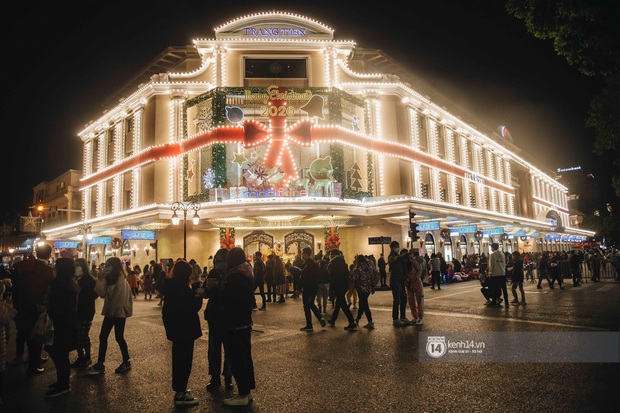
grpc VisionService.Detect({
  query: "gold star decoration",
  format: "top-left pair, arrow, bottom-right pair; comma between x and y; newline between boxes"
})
186,160 -> 195,181
233,152 -> 249,167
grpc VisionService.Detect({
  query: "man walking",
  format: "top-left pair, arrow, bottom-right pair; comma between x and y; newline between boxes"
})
299,248 -> 327,332
487,243 -> 506,308
388,241 -> 410,326
252,252 -> 267,310
326,249 -> 357,331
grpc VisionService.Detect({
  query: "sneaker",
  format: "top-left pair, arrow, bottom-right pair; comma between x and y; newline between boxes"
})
319,318 -> 326,328
415,319 -> 424,325
45,386 -> 71,398
519,301 -> 527,305
88,362 -> 105,374
327,319 -> 335,327
258,307 -> 266,311
223,393 -> 251,406
344,323 -> 358,331
363,322 -> 375,329
174,391 -> 199,406
537,285 -> 542,289
512,301 -> 520,306
400,318 -> 411,326
77,359 -> 92,370
393,319 -> 404,326
114,361 -> 131,374
510,300 -> 519,304
497,297 -> 503,306
300,326 -> 313,332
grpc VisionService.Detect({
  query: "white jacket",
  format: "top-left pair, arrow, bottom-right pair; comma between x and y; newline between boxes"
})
95,276 -> 133,318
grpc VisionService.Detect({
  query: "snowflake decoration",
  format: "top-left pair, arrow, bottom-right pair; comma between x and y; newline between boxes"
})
193,103 -> 213,133
202,168 -> 216,189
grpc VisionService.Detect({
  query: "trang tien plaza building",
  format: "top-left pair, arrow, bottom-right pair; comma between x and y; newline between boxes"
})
41,11 -> 592,267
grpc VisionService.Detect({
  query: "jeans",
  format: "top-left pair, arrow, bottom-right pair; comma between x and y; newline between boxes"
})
172,340 -> 194,392
511,281 -> 525,302
390,278 -> 407,320
355,291 -> 372,323
302,290 -> 322,327
224,328 -> 255,396
330,291 -> 355,324
407,279 -> 424,320
253,279 -> 266,308
430,271 -> 442,289
316,283 -> 329,311
97,317 -> 130,364
46,343 -> 70,388
207,323 -> 231,380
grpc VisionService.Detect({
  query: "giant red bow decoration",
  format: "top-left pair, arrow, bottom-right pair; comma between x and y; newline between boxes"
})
243,87 -> 312,182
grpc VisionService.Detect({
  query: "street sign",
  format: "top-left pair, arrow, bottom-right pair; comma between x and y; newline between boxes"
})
368,236 -> 391,245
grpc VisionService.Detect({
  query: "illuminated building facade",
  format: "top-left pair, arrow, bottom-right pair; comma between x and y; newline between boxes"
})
45,12 -> 593,265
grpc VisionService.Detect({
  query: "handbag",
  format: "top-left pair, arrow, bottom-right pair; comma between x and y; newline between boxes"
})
31,309 -> 54,345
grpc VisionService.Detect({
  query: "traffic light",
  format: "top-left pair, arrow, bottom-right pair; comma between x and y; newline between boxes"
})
408,209 -> 418,241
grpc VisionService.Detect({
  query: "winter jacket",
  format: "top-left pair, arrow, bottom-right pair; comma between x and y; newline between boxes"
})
95,276 -> 133,318
162,277 -> 203,342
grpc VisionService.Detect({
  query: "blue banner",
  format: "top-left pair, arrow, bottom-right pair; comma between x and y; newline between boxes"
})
88,237 -> 112,245
54,241 -> 80,249
483,227 -> 504,235
418,221 -> 440,231
121,230 -> 155,240
450,225 -> 477,236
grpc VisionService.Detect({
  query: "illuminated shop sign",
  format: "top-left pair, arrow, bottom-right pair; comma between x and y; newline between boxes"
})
417,221 -> 440,231
54,241 -> 80,249
465,172 -> 485,185
121,230 -> 156,240
88,237 -> 112,245
530,232 -> 540,238
556,166 -> 581,173
509,230 -> 527,237
242,27 -> 307,37
483,228 -> 504,235
450,225 -> 477,236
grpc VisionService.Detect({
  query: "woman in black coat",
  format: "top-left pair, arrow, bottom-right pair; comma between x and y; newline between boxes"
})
45,258 -> 79,398
162,260 -> 203,406
72,258 -> 98,370
222,247 -> 256,407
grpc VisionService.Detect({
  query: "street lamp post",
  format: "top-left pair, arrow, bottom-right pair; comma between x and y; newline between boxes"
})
171,201 -> 201,260
77,222 -> 92,262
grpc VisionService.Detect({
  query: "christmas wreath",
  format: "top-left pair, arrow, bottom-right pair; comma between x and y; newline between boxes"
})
111,237 -> 122,249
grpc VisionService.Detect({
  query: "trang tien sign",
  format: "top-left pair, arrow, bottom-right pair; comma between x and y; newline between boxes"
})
368,236 -> 392,245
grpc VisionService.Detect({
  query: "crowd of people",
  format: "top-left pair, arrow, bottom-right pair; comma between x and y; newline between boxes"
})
0,242 -> 617,407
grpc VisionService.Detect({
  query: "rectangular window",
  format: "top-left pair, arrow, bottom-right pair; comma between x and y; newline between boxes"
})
436,127 -> 445,159
124,118 -> 134,156
107,130 -> 114,166
245,58 -> 307,78
92,139 -> 99,172
417,114 -> 427,151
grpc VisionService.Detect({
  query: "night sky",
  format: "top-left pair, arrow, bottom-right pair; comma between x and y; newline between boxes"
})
0,0 -> 613,219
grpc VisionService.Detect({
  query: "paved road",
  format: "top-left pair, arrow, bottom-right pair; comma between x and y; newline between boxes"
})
3,279 -> 619,413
